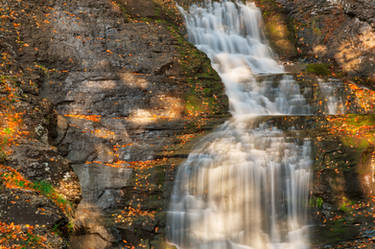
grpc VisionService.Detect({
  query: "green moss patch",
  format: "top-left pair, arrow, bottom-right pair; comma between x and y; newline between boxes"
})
305,63 -> 331,76
166,22 -> 229,127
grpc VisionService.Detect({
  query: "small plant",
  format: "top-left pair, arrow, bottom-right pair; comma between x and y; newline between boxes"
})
2,128 -> 12,135
0,167 -> 73,218
310,196 -> 324,208
339,197 -> 354,213
0,150 -> 7,162
32,180 -> 54,196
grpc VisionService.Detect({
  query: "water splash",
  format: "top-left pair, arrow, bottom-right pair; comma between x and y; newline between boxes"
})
318,78 -> 345,115
168,1 -> 312,248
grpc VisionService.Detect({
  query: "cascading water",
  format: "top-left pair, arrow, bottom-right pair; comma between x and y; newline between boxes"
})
318,79 -> 345,115
167,1 -> 312,249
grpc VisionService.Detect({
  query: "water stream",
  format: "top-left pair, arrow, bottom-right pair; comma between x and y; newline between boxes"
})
167,1 -> 313,248
318,79 -> 345,115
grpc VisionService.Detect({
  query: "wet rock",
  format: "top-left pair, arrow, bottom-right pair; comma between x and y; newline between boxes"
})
119,0 -> 162,19
363,230 -> 375,239
66,138 -> 97,164
119,143 -> 155,161
55,115 -> 69,145
276,0 -> 375,86
96,189 -> 123,210
95,143 -> 114,163
357,148 -> 375,197
72,201 -> 120,248
0,188 -> 65,226
72,163 -> 132,202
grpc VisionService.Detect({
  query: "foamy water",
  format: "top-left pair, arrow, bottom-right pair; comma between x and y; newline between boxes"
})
167,2 -> 313,248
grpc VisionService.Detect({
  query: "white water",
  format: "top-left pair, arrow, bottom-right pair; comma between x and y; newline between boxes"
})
318,79 -> 345,115
168,1 -> 312,249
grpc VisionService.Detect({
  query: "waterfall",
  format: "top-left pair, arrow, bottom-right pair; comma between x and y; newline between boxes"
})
318,79 -> 345,115
167,1 -> 312,248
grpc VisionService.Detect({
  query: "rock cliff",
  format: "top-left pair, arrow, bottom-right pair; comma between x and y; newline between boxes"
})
279,0 -> 375,87
0,0 -> 228,248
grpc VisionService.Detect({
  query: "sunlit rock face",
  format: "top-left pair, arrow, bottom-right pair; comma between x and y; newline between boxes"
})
42,0 -> 188,209
167,2 -> 313,249
39,0 -> 226,246
279,0 -> 375,85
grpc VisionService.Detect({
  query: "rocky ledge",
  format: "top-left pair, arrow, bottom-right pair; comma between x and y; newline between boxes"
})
278,0 -> 375,87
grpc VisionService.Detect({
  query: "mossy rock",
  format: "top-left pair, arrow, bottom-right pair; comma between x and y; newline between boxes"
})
253,0 -> 298,59
305,63 -> 330,76
150,238 -> 178,249
311,218 -> 359,247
